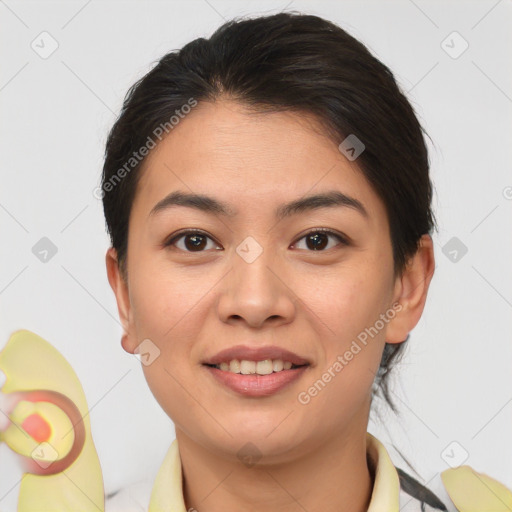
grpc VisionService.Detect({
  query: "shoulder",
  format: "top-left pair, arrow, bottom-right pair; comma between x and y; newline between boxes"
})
398,464 -> 512,512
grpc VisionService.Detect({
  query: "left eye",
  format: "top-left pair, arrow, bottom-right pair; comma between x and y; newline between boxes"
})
292,229 -> 348,251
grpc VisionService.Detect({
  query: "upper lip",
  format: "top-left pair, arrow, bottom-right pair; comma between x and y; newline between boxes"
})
203,345 -> 310,366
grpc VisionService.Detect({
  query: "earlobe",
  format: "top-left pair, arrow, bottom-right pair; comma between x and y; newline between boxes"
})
105,248 -> 137,354
385,234 -> 435,344
120,333 -> 135,354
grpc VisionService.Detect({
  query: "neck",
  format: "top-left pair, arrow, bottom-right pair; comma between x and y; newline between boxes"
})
175,426 -> 374,512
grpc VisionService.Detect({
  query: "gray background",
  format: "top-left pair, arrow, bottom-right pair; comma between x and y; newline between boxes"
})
1,0 -> 511,508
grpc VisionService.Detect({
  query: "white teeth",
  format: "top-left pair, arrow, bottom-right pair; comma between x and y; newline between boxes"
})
273,360 -> 284,372
256,360 -> 273,375
240,360 -> 256,374
229,360 -> 240,373
214,359 -> 302,375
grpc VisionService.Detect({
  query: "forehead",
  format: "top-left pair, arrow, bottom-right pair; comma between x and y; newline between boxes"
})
130,99 -> 387,226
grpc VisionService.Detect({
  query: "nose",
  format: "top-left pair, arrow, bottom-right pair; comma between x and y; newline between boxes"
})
216,243 -> 297,329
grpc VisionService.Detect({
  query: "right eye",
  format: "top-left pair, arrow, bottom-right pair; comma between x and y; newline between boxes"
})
164,230 -> 223,253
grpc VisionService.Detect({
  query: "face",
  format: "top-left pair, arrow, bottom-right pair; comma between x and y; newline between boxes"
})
107,99 -> 431,463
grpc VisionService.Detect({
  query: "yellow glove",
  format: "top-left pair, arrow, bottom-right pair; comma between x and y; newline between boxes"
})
0,329 -> 105,511
442,465 -> 512,511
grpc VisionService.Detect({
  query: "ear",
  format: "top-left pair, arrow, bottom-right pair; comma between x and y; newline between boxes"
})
105,247 -> 138,354
385,234 -> 435,344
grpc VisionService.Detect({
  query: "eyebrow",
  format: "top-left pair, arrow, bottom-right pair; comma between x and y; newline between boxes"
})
149,190 -> 368,220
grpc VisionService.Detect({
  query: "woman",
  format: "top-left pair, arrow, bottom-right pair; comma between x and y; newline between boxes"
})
102,11 -> 511,511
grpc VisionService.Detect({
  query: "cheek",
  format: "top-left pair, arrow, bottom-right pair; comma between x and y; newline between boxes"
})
128,259 -> 218,393
294,261 -> 392,397
292,272 -> 389,427
129,254 -> 209,339
297,261 -> 392,345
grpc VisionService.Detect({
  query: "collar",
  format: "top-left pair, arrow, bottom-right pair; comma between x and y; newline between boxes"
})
147,432 -> 400,512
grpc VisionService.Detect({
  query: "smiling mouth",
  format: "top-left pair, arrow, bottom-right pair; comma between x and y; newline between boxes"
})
203,359 -> 308,375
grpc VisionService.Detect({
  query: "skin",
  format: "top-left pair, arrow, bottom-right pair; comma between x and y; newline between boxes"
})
106,98 -> 435,512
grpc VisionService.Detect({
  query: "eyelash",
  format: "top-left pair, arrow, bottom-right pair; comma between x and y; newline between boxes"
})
163,228 -> 349,253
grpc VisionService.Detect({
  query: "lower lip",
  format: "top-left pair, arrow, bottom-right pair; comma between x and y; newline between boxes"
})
204,365 -> 309,397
